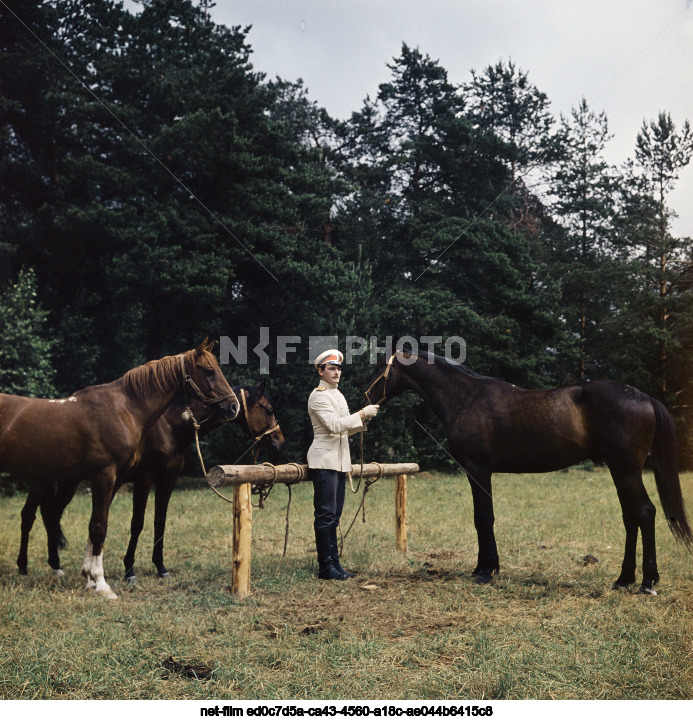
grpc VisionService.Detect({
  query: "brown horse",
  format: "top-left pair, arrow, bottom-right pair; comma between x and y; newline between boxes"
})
4,339 -> 239,599
120,379 -> 284,583
365,349 -> 692,594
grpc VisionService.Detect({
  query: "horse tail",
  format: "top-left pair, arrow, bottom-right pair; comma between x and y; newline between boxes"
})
649,397 -> 693,550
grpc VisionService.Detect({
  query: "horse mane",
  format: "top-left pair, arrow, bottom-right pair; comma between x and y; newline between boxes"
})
122,349 -> 201,404
405,349 -> 498,381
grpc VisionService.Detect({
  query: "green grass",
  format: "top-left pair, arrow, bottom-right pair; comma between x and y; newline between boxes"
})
1,468 -> 692,699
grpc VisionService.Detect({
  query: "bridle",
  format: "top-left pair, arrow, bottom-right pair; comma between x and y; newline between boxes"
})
178,353 -> 238,411
240,387 -> 280,443
364,351 -> 401,405
239,387 -> 281,463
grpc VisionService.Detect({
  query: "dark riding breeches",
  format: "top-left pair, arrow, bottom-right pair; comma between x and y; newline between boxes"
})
311,469 -> 346,532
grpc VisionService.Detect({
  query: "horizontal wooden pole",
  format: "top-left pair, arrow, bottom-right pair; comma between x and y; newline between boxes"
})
208,462 -> 419,488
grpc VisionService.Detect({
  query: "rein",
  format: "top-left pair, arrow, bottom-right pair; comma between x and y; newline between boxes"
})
349,352 -> 399,514
340,461 -> 385,553
201,384 -> 291,553
343,352 -> 401,548
176,353 -> 237,503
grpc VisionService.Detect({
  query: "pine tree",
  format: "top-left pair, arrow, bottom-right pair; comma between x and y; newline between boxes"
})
465,59 -> 554,186
629,112 -> 693,396
545,98 -> 621,381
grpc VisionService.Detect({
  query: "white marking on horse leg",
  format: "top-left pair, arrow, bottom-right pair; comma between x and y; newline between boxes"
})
81,539 -> 96,590
90,552 -> 117,600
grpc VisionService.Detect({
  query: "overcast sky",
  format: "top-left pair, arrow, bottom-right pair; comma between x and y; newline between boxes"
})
194,0 -> 692,238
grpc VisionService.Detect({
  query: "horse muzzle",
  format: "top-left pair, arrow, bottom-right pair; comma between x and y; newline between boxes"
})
265,431 -> 285,455
219,395 -> 240,422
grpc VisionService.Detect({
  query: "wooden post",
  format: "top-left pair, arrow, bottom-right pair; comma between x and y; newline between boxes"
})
231,482 -> 252,598
395,473 -> 407,554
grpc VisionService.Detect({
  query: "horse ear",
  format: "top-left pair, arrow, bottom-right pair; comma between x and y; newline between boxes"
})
206,339 -> 216,352
196,338 -> 209,354
392,336 -> 412,355
256,378 -> 267,395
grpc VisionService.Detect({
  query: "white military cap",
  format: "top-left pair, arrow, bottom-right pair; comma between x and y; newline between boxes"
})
314,349 -> 344,369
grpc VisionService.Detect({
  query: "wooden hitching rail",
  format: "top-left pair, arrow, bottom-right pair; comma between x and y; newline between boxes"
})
207,462 -> 419,598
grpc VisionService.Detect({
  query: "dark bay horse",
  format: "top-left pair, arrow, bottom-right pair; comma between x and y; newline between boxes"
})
119,378 -> 284,583
3,340 -> 239,599
365,350 -> 692,594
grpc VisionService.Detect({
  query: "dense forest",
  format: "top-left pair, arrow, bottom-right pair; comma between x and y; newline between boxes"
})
2,0 -> 693,479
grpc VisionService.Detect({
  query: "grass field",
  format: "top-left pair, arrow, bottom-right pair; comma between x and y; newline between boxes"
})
1,467 -> 692,700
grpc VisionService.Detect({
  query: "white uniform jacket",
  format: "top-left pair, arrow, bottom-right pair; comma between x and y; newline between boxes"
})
307,382 -> 364,472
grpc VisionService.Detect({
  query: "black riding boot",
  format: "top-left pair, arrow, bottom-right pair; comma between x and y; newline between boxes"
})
316,528 -> 347,580
330,526 -> 355,578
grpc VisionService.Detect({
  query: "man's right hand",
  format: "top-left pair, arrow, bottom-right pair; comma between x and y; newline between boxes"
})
361,404 -> 379,419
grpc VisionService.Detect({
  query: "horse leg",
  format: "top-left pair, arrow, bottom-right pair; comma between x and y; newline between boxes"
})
466,465 -> 499,584
17,485 -> 43,575
610,467 -> 659,595
81,467 -> 118,600
638,492 -> 659,595
613,509 -> 638,590
81,538 -> 95,590
123,475 -> 150,583
41,478 -> 80,575
611,479 -> 638,590
152,474 -> 176,578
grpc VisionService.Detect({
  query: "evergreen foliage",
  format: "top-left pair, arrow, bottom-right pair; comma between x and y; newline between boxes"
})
0,267 -> 56,397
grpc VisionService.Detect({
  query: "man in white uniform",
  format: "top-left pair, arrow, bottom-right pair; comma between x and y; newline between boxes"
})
307,349 -> 380,580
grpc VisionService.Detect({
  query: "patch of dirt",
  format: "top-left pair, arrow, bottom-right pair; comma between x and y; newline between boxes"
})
412,547 -> 467,561
160,655 -> 215,680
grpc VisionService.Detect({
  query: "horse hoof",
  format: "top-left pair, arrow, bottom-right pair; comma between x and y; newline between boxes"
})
612,582 -> 630,592
96,589 -> 118,600
52,568 -> 65,578
639,585 -> 658,596
125,575 -> 138,585
18,568 -> 28,576
91,582 -> 118,600
158,571 -> 171,579
474,573 -> 493,585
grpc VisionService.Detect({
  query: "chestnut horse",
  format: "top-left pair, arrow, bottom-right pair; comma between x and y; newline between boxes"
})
365,350 -> 692,594
4,340 -> 239,599
119,379 -> 284,582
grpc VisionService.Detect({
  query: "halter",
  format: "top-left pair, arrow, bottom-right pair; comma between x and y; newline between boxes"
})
240,388 -> 280,443
364,351 -> 400,405
178,354 -> 237,408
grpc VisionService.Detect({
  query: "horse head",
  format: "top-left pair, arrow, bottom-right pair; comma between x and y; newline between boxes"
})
183,338 -> 240,422
363,348 -> 412,406
237,378 -> 284,457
